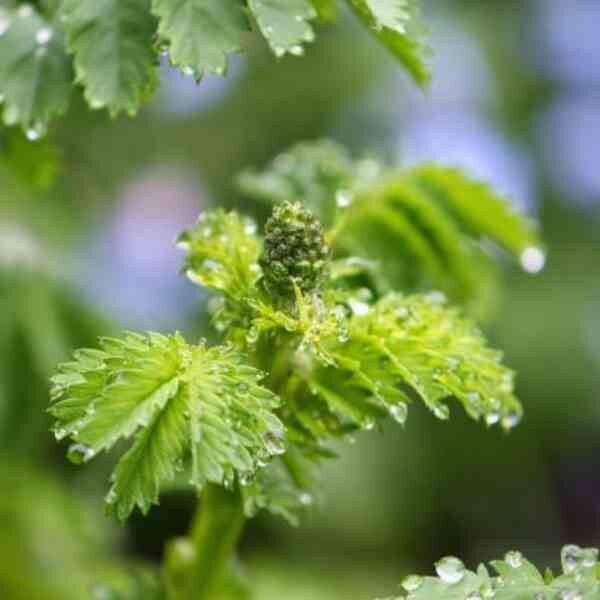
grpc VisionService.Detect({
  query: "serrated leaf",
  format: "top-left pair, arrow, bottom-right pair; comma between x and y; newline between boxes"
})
387,546 -> 600,600
60,0 -> 157,116
152,0 -> 249,78
304,292 -> 521,433
346,0 -> 430,86
248,0 -> 316,57
50,332 -> 283,520
0,6 -> 72,132
406,164 -> 542,259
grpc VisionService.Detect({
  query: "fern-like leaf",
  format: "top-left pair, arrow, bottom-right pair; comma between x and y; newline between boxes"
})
346,0 -> 430,86
381,545 -> 600,600
152,0 -> 248,79
0,5 -> 71,133
290,292 -> 520,438
49,332 -> 283,520
247,0 -> 316,57
61,0 -> 157,116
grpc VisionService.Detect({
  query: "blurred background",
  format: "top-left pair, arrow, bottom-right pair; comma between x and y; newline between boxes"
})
1,0 -> 600,598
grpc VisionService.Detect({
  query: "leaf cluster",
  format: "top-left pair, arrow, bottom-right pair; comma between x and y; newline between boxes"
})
0,0 -> 429,136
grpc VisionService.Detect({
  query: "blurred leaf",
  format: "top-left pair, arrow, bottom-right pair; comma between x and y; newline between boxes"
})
152,0 -> 248,79
0,5 -> 72,133
61,0 -> 157,116
346,0 -> 430,86
50,332 -> 283,520
248,0 -> 316,57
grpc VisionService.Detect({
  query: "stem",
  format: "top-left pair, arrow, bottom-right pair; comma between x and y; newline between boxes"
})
166,484 -> 246,600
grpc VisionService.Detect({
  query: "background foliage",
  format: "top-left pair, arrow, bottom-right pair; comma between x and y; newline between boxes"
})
1,0 -> 600,598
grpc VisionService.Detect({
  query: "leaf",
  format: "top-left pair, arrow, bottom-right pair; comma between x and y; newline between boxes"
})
50,332 -> 284,520
346,0 -> 430,86
0,6 -> 72,132
248,0 -> 317,57
386,545 -> 600,600
405,164 -> 542,260
302,292 -> 521,435
60,0 -> 157,116
152,0 -> 249,78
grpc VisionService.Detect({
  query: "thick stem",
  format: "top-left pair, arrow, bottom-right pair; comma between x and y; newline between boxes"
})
166,484 -> 245,600
188,484 -> 245,600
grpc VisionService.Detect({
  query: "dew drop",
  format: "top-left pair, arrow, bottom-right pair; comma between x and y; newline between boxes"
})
435,556 -> 465,584
35,26 -> 53,45
67,442 -> 95,464
26,121 -> 46,141
520,246 -> 545,274
433,404 -> 450,420
263,432 -> 285,456
401,575 -> 423,592
505,550 -> 523,568
562,545 -> 583,574
298,492 -> 313,506
389,402 -> 407,425
289,44 -> 304,56
17,5 -> 33,18
335,189 -> 353,208
485,411 -> 500,426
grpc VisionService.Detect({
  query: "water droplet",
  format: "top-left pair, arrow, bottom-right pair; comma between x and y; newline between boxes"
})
35,26 -> 53,45
520,246 -> 545,274
298,492 -> 313,506
435,556 -> 465,584
348,299 -> 369,316
562,545 -> 583,574
433,404 -> 450,420
389,402 -> 407,425
363,418 -> 375,431
53,427 -> 68,441
17,5 -> 33,18
501,411 -> 521,430
263,432 -> 285,456
505,550 -> 523,568
560,591 -> 582,600
26,121 -> 46,141
182,65 -> 194,76
0,16 -> 10,36
336,189 -> 353,208
67,443 -> 95,464
401,575 -> 423,592
485,411 -> 500,426
239,472 -> 253,486
104,488 -> 117,505
289,44 -> 304,56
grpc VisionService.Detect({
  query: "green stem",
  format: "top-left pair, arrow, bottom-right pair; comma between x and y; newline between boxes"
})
166,484 -> 246,600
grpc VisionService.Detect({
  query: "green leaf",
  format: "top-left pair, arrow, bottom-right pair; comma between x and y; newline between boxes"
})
248,0 -> 317,57
405,164 -> 543,261
50,332 -> 284,520
152,0 -> 249,78
346,0 -> 430,86
61,0 -> 157,116
386,545 -> 600,600
303,292 -> 521,434
0,6 -> 72,133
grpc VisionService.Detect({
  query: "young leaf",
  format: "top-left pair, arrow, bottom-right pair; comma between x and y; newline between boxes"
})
304,292 -> 521,433
152,0 -> 249,78
61,0 -> 157,116
50,332 -> 284,520
0,6 -> 72,134
384,545 -> 600,600
405,164 -> 543,264
345,0 -> 430,86
247,0 -> 317,57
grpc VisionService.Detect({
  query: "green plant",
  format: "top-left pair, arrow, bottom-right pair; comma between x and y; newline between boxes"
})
0,0 -> 429,138
378,545 -> 600,600
49,140 -> 547,599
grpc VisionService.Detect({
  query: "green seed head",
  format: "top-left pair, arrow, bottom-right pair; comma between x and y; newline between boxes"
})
259,201 -> 330,298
